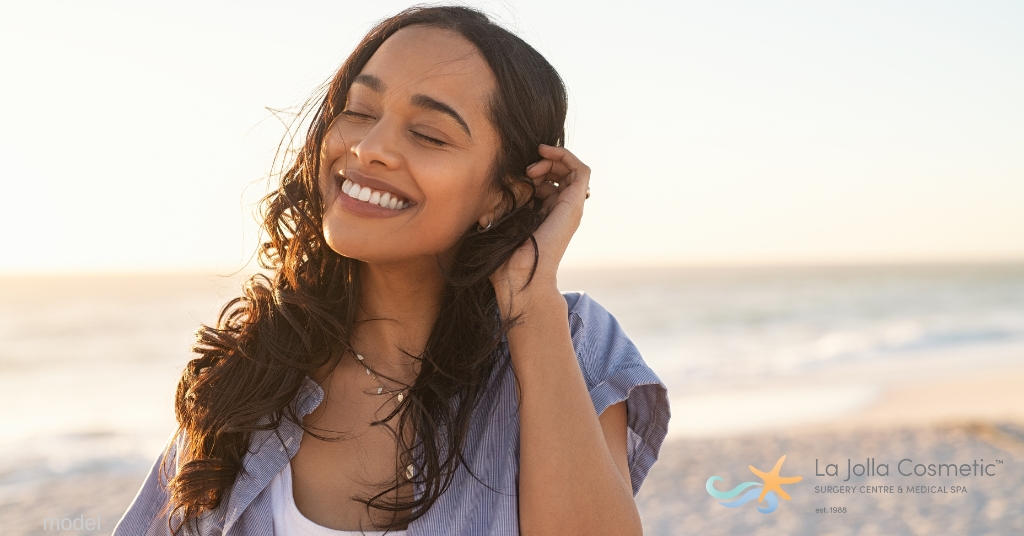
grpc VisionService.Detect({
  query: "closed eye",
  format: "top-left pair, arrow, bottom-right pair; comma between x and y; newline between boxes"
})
412,131 -> 448,147
341,109 -> 447,147
341,109 -> 373,119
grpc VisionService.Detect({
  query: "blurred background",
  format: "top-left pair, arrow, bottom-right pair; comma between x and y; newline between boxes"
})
1,1 -> 1022,534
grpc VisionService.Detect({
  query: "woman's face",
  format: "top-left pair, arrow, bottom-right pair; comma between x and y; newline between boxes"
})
318,25 -> 503,265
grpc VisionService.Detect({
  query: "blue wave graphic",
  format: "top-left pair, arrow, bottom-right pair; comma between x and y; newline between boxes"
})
719,488 -> 779,514
706,477 -> 780,514
719,487 -> 762,507
756,491 -> 779,514
705,476 -> 761,500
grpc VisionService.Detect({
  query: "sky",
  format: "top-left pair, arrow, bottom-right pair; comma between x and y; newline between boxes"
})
1,0 -> 1022,274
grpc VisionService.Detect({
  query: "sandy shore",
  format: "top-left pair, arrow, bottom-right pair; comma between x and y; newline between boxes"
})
4,422 -> 1019,536
2,360 -> 1022,535
807,364 -> 1024,433
667,343 -> 1024,438
635,354 -> 1024,535
636,420 -> 1024,536
0,468 -> 147,536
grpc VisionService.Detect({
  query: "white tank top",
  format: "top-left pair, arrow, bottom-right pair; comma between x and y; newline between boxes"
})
268,461 -> 409,536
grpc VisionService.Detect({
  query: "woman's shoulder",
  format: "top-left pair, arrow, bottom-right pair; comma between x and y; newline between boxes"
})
560,290 -> 626,325
561,290 -> 585,311
558,290 -> 671,497
558,291 -> 645,389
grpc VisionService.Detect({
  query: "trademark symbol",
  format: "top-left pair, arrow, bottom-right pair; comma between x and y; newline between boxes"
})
996,460 -> 1004,464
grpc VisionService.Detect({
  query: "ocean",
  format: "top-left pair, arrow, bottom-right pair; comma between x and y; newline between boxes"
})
1,263 -> 1023,507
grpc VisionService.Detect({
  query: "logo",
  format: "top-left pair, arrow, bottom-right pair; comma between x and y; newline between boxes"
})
706,455 -> 802,514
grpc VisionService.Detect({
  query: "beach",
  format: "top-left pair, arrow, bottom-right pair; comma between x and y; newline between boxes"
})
638,421 -> 1024,535
635,355 -> 1024,535
2,362 -> 1021,535
1,266 -> 1021,535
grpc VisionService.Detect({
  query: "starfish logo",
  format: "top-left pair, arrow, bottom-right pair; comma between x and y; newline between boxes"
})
705,455 -> 802,514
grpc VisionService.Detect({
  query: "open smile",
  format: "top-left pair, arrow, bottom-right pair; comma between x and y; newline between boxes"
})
331,171 -> 417,218
340,178 -> 410,210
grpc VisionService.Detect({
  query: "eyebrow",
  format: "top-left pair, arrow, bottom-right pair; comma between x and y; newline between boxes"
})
352,73 -> 385,93
351,74 -> 473,138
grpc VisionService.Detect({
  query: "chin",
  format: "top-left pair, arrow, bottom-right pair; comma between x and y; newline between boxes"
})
322,222 -> 373,262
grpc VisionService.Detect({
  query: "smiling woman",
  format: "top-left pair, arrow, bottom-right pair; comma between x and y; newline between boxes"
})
112,5 -> 669,536
320,25 -> 506,264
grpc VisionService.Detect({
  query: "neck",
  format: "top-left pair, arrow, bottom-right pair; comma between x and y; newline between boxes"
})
350,257 -> 446,380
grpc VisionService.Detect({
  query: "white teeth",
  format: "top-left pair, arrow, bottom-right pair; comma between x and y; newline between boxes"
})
341,179 -> 408,210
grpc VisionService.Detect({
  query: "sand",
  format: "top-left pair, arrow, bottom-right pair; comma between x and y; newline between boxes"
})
666,342 -> 1024,439
2,362 -> 1022,535
636,421 -> 1024,536
634,358 -> 1024,535
0,468 -> 147,536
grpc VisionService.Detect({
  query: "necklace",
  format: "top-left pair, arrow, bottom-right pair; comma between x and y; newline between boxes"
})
350,351 -> 408,403
349,351 -> 416,481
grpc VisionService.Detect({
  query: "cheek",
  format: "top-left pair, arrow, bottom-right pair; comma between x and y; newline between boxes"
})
317,130 -> 349,195
381,170 -> 488,253
421,162 -> 493,216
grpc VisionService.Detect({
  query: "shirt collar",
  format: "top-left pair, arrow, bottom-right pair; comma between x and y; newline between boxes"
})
221,376 -> 324,533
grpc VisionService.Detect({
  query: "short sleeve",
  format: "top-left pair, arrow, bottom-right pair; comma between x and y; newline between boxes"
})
563,292 -> 671,497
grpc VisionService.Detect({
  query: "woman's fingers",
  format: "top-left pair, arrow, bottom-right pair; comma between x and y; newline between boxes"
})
526,147 -> 587,194
525,145 -> 590,215
534,180 -> 560,199
538,144 -> 589,203
528,163 -> 569,194
539,189 -> 560,216
533,146 -> 588,189
538,144 -> 589,178
526,159 -> 571,181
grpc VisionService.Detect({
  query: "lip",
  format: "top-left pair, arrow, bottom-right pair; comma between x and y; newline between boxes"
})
340,169 -> 417,206
332,169 -> 416,218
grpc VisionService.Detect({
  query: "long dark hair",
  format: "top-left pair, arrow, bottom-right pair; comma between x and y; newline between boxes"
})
164,5 -> 567,535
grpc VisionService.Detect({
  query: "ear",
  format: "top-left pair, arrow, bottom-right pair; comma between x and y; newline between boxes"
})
478,176 -> 533,228
509,177 -> 534,208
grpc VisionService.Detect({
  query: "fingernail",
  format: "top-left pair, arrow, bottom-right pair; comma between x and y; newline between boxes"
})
526,161 -> 539,170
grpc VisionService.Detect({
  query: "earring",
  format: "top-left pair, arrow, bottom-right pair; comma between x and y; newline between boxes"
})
476,219 -> 493,232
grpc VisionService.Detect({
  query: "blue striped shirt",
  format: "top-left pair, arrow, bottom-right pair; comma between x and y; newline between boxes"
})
113,292 -> 671,535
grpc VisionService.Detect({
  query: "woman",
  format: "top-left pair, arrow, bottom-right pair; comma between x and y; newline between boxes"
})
114,5 -> 669,536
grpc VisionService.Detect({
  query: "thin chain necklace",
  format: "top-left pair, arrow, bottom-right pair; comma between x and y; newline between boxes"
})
350,350 -> 408,403
348,350 -> 415,481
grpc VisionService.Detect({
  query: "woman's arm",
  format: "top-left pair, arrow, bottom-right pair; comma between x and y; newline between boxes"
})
507,290 -> 643,536
491,144 -> 642,535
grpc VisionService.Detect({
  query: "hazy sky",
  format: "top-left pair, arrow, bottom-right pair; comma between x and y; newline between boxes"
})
2,0 -> 1021,274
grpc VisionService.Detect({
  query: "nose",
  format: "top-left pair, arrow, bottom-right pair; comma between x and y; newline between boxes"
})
350,118 -> 402,169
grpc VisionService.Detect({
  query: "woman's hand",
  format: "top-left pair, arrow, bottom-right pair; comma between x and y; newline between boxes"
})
495,147 -> 640,536
490,144 -> 591,318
